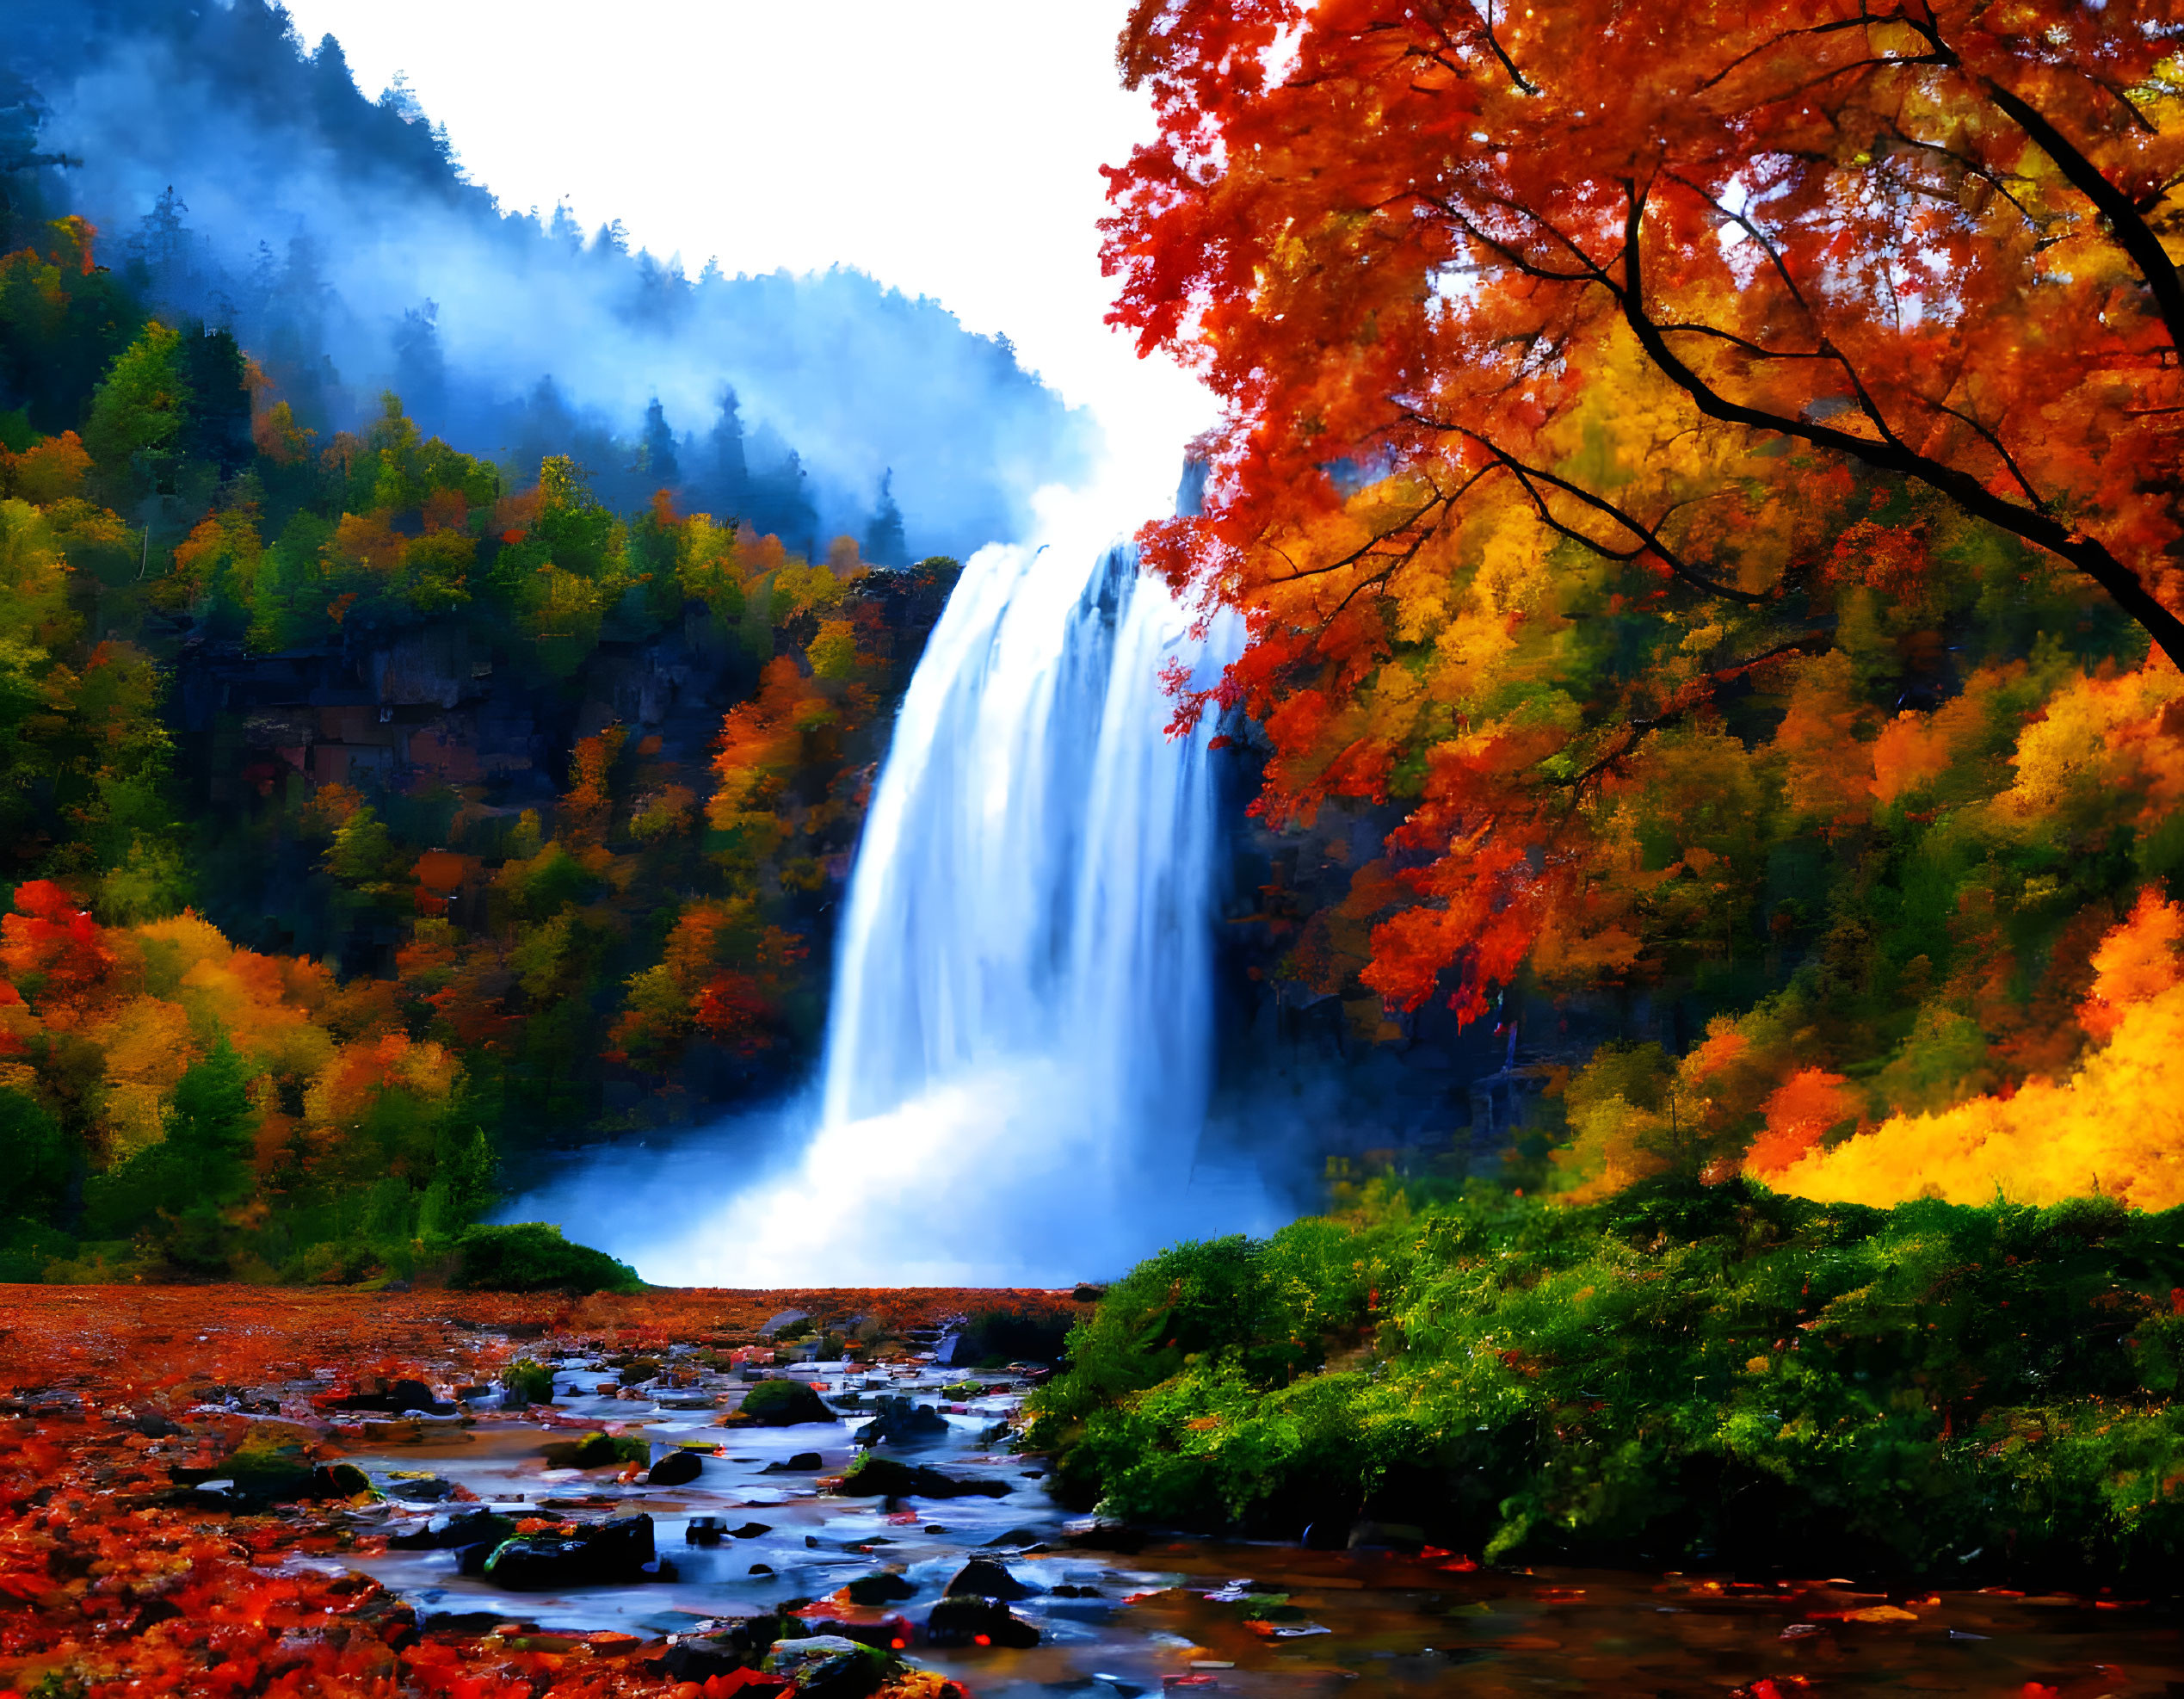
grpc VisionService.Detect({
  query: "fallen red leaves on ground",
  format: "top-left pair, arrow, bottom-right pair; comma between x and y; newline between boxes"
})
0,1284 -> 1064,1696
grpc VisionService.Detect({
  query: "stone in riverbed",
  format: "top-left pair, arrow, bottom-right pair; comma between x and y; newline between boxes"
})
734,1379 -> 836,1426
482,1513 -> 657,1590
923,1596 -> 1040,1648
730,1521 -> 774,1538
844,1572 -> 916,1604
762,1450 -> 825,1472
945,1557 -> 1035,1601
762,1635 -> 891,1699
852,1396 -> 949,1448
646,1449 -> 704,1486
832,1453 -> 1009,1499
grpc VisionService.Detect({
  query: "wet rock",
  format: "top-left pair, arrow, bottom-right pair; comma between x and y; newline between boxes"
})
852,1396 -> 949,1448
944,1557 -> 1035,1601
646,1449 -> 704,1486
389,1509 -> 515,1551
131,1410 -> 179,1438
834,1454 -> 1009,1499
541,1430 -> 649,1469
736,1379 -> 836,1425
730,1521 -> 774,1538
762,1450 -> 826,1472
763,1635 -> 891,1699
844,1572 -> 916,1605
333,1378 -> 456,1416
750,1563 -> 775,1575
482,1513 -> 657,1590
685,1517 -> 725,1547
982,1527 -> 1046,1548
659,1636 -> 747,1683
923,1596 -> 1040,1649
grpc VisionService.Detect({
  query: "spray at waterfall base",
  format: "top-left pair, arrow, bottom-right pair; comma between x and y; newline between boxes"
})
519,540 -> 1281,1286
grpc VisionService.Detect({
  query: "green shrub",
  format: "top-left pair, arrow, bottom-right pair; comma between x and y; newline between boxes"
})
451,1222 -> 640,1294
1027,1179 -> 2184,1586
502,1358 -> 555,1406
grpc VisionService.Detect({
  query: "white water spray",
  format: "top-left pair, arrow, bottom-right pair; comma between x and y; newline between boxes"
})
614,530 -> 1270,1285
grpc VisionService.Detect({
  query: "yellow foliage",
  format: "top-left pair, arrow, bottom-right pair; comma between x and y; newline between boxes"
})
2002,657 -> 2184,822
87,994 -> 196,1160
1774,983 -> 2184,1210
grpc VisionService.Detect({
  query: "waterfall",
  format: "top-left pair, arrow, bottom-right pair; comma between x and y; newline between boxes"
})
822,541 -> 1225,1140
527,529 -> 1272,1286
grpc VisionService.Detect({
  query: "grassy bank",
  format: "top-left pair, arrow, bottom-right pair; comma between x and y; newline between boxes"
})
1026,1180 -> 2184,1586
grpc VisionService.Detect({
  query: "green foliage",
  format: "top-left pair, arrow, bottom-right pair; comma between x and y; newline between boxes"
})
450,1221 -> 641,1294
502,1358 -> 555,1406
1029,1182 -> 2184,1585
81,1039 -> 258,1259
0,1088 -> 70,1221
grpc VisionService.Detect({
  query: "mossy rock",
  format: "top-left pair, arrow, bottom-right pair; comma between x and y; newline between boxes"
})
542,1430 -> 651,1469
833,1453 -> 1009,1499
737,1378 -> 836,1425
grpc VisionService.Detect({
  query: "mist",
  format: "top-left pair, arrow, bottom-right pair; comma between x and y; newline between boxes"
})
1,0 -> 1097,554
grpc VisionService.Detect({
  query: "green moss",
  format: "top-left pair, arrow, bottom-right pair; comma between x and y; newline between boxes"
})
1027,1179 -> 2184,1585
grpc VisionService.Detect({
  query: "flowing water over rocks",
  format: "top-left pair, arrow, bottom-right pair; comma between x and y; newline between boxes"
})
336,1340 -> 2184,1698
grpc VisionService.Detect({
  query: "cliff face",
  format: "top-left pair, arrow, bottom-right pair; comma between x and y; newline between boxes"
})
167,564 -> 956,1140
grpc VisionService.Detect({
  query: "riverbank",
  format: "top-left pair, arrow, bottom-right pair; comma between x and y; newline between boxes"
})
1027,1179 -> 2184,1591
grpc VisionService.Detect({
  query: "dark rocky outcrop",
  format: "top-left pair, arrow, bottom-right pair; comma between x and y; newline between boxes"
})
735,1379 -> 836,1426
645,1449 -> 704,1486
832,1454 -> 1009,1500
944,1557 -> 1034,1602
481,1513 -> 657,1589
923,1597 -> 1040,1649
851,1396 -> 948,1448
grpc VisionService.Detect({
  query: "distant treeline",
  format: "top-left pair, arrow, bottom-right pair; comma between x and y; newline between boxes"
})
0,0 -> 1095,558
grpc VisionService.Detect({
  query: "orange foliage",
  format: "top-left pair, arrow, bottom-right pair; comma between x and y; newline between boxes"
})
1743,1069 -> 1863,1179
330,510 -> 408,575
2079,887 -> 2184,1041
1,429 -> 90,504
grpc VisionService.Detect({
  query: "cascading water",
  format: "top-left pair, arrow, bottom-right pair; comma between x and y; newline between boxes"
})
608,530 -> 1272,1285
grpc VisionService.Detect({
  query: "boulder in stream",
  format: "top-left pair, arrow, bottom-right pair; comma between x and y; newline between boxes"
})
734,1379 -> 836,1425
645,1449 -> 705,1486
944,1557 -> 1035,1601
763,1636 -> 891,1699
833,1453 -> 1009,1499
924,1596 -> 1040,1648
852,1396 -> 949,1447
844,1572 -> 916,1604
482,1513 -> 657,1589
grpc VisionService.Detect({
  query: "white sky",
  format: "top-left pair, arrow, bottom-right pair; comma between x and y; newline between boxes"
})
277,0 -> 1215,528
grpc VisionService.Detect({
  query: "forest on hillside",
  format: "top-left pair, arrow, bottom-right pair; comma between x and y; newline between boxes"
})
0,182 -> 959,1284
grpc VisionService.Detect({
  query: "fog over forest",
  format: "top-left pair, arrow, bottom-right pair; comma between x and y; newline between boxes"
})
0,0 -> 1097,554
